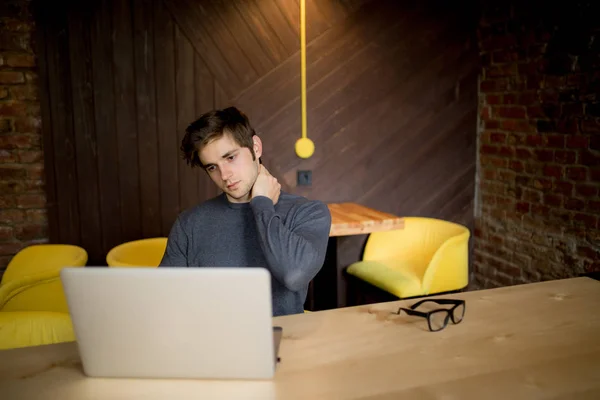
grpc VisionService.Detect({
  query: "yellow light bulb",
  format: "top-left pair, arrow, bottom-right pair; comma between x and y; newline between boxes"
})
295,137 -> 315,159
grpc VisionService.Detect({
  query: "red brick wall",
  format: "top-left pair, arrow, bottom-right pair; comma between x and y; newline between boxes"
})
473,2 -> 600,288
0,0 -> 47,273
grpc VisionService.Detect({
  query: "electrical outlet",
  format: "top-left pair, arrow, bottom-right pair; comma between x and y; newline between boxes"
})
297,170 -> 312,186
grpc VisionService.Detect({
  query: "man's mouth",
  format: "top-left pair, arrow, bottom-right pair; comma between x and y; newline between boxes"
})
227,181 -> 239,190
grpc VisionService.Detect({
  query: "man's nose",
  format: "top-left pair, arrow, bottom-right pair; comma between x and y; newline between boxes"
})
220,166 -> 233,181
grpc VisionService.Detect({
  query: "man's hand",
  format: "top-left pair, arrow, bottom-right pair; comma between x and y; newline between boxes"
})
251,165 -> 281,204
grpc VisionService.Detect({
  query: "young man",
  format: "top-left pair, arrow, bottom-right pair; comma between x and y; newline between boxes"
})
159,106 -> 332,316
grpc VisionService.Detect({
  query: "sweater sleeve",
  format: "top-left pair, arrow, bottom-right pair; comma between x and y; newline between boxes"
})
250,196 -> 332,292
159,217 -> 189,267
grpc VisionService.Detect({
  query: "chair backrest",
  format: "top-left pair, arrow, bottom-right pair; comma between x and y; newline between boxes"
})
106,238 -> 168,267
363,217 -> 464,260
1,244 -> 88,285
421,222 -> 470,294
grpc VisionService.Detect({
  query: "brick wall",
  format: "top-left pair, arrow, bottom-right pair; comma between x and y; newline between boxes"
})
0,0 -> 48,273
473,2 -> 600,288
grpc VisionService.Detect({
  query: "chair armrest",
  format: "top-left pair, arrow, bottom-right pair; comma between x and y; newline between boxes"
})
421,230 -> 470,294
0,270 -> 70,313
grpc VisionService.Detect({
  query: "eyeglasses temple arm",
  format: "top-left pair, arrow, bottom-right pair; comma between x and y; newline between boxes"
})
399,308 -> 429,318
411,299 -> 464,308
430,299 -> 465,305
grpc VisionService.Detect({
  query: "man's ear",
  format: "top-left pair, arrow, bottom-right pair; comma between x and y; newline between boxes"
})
252,135 -> 263,159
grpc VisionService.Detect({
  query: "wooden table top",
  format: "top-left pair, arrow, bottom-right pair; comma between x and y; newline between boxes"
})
327,202 -> 404,237
1,277 -> 599,399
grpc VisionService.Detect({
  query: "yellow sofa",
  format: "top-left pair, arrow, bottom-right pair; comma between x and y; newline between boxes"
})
346,217 -> 470,299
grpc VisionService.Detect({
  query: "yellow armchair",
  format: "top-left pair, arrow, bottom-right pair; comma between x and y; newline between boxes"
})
346,217 -> 470,299
106,237 -> 168,267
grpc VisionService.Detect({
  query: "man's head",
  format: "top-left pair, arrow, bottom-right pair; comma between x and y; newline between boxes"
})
181,107 -> 263,203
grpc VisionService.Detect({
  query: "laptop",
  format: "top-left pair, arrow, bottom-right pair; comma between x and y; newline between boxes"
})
60,267 -> 282,379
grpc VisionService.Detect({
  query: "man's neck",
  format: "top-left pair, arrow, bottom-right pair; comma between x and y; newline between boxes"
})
225,193 -> 251,204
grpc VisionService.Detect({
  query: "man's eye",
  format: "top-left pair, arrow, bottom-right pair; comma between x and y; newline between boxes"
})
206,166 -> 215,172
228,155 -> 236,161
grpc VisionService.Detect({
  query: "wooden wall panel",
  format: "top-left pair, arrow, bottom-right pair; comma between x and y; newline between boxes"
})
133,0 -> 161,239
234,0 -> 409,138
164,0 -> 243,97
194,54 -> 220,200
113,0 -> 142,243
36,0 -> 479,268
67,5 -> 103,258
42,5 -> 80,245
89,0 -> 122,257
254,0 -> 299,55
231,0 -> 289,65
33,1 -> 59,253
154,0 -> 180,237
210,2 -> 273,76
175,25 -> 198,212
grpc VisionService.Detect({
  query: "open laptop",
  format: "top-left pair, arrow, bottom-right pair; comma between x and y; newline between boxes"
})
60,267 -> 282,379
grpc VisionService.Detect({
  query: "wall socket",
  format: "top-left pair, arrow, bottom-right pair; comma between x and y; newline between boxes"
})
297,170 -> 312,186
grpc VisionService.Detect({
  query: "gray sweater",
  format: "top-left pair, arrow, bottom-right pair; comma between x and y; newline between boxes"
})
159,192 -> 332,316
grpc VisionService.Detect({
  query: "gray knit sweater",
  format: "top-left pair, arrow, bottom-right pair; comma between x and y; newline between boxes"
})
159,192 -> 331,316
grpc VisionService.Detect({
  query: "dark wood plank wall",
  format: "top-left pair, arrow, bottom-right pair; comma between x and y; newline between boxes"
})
34,0 -> 479,266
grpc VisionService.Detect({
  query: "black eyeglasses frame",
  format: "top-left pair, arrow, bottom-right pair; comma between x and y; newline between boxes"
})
393,298 -> 466,332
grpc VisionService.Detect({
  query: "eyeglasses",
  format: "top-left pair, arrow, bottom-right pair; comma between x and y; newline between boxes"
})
393,299 -> 466,332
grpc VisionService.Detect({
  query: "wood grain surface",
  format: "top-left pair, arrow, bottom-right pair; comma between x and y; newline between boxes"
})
2,277 -> 599,400
328,203 -> 404,237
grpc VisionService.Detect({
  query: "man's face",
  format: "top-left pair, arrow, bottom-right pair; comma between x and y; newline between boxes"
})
198,133 -> 262,203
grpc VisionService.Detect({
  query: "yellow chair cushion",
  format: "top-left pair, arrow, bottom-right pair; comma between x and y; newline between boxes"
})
346,259 -> 424,298
0,311 -> 75,350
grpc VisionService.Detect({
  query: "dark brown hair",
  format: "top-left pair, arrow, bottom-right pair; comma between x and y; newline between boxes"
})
180,106 -> 257,168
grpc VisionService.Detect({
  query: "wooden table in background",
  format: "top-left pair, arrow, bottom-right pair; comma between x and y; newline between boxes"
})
2,277 -> 599,399
306,203 -> 404,311
327,202 -> 404,237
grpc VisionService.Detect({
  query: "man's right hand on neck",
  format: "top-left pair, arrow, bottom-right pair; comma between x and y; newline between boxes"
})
251,165 -> 281,205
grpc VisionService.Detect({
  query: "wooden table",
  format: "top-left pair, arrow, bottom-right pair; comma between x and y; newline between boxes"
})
307,203 -> 404,311
327,202 -> 404,237
2,277 -> 599,399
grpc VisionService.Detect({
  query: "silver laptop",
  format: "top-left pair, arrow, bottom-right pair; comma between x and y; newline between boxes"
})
60,267 -> 282,379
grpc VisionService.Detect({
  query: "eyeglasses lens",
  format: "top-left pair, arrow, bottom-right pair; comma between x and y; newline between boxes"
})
453,303 -> 465,323
429,310 -> 449,331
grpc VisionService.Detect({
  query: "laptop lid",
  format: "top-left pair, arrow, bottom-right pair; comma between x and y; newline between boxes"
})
60,267 -> 278,379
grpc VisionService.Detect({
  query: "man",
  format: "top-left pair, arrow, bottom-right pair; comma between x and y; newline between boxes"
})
159,106 -> 332,316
